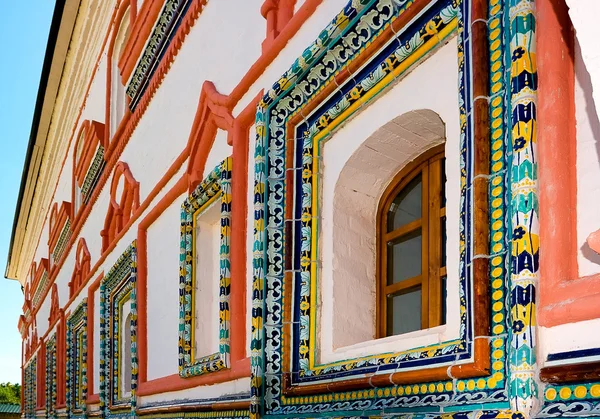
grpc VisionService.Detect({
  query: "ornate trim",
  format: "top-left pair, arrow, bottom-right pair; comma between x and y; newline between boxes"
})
179,157 -> 232,377
99,242 -> 138,414
66,299 -> 88,418
126,0 -> 200,110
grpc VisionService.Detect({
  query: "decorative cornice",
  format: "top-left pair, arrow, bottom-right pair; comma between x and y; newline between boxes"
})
126,0 -> 200,110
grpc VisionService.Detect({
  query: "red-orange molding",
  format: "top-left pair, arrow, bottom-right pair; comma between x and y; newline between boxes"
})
136,87 -> 261,394
261,0 -> 297,52
48,201 -> 72,274
101,162 -> 140,252
186,81 -> 235,191
120,0 -> 164,82
72,121 -> 106,221
85,273 -> 103,403
69,238 -> 91,298
48,284 -> 61,325
105,0 -> 135,158
31,259 -> 49,308
537,0 -> 600,327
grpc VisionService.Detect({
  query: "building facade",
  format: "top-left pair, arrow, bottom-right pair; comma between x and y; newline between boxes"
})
6,0 -> 600,418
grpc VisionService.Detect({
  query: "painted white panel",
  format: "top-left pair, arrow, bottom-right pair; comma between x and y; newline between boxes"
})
203,129 -> 232,178
193,198 -> 221,358
540,318 -> 600,366
575,40 -> 600,276
146,195 -> 184,380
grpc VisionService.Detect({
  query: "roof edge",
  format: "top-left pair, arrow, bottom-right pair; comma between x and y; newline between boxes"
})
4,0 -> 68,281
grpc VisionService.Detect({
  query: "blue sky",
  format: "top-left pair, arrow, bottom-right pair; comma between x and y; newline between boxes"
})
0,2 -> 55,383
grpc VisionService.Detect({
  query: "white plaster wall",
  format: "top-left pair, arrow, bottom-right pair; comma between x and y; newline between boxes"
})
539,318 -> 600,365
138,377 -> 250,405
203,129 -> 232,178
146,195 -> 183,380
575,40 -> 600,276
567,0 -> 600,117
295,0 -> 307,13
233,0 -> 349,115
318,38 -> 462,363
194,199 -> 221,358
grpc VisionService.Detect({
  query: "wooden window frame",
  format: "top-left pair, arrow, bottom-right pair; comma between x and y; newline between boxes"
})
376,144 -> 446,338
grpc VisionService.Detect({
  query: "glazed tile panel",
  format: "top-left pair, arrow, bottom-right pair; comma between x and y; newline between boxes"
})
126,0 -> 194,110
507,0 -> 538,414
24,355 -> 37,419
251,0 -> 519,416
66,299 -> 88,418
46,335 -> 58,419
99,242 -> 138,417
178,157 -> 232,378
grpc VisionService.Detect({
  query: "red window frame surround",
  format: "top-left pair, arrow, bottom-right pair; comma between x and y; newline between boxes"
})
537,0 -> 600,328
261,0 -> 297,51
133,83 -> 261,400
101,162 -> 140,252
69,238 -> 91,298
105,0 -> 138,157
30,259 -> 49,310
48,202 -> 72,274
72,120 -> 106,222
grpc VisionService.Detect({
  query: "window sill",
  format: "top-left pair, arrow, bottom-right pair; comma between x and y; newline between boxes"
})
320,324 -> 451,365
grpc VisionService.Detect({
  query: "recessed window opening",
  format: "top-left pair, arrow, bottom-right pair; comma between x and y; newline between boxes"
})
378,146 -> 447,338
120,301 -> 132,399
193,196 -> 222,359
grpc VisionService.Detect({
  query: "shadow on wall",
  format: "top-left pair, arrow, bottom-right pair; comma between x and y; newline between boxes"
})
576,37 -> 600,267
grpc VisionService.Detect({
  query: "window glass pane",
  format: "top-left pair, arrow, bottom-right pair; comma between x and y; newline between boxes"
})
388,175 -> 422,231
387,230 -> 421,285
441,215 -> 447,268
387,287 -> 422,336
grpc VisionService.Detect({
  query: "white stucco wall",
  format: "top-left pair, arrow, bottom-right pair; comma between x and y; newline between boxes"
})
146,195 -> 183,381
539,318 -> 600,365
575,39 -> 600,276
567,0 -> 600,117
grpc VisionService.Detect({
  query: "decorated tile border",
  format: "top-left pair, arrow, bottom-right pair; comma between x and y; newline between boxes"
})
99,242 -> 138,416
46,335 -> 58,419
294,1 -> 467,381
24,355 -> 37,419
32,271 -> 49,307
507,0 -> 538,414
179,157 -> 232,378
249,0 -> 524,416
126,0 -> 194,110
53,220 -> 72,263
540,382 -> 600,418
134,412 -> 250,419
82,145 -> 106,204
66,299 -> 88,417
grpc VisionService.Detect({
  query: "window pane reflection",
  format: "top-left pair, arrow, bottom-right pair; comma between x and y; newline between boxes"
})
387,175 -> 422,231
387,230 -> 422,285
387,288 -> 422,336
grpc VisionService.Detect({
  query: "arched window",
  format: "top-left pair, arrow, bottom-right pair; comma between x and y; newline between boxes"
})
377,145 -> 446,338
